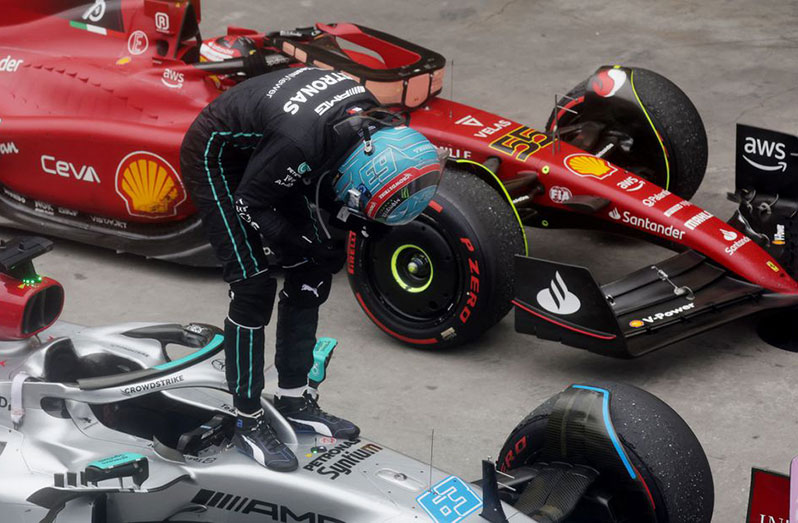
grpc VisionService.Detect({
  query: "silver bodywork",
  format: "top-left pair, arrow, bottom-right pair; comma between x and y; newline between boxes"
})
0,321 -> 533,522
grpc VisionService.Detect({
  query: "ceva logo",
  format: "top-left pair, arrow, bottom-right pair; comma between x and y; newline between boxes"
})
41,155 -> 100,183
536,271 -> 581,315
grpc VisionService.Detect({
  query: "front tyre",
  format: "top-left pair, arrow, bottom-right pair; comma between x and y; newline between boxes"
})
498,382 -> 713,522
547,67 -> 708,200
347,168 -> 525,349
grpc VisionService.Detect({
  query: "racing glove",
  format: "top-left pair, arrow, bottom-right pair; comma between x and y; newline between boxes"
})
282,235 -> 346,274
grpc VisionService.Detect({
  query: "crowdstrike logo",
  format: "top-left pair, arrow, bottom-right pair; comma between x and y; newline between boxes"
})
536,272 -> 581,315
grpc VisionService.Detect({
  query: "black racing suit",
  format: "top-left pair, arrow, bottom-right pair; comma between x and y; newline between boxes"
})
180,67 -> 377,413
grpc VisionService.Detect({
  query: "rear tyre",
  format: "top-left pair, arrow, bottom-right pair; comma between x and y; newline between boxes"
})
547,67 -> 708,200
498,382 -> 714,523
348,168 -> 525,349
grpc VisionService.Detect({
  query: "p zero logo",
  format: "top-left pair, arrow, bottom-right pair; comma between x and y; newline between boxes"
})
489,125 -> 552,162
115,151 -> 187,218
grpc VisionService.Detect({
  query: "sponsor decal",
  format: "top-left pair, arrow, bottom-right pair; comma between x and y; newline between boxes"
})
115,151 -> 187,218
643,189 -> 671,208
282,71 -> 353,115
161,68 -> 184,89
457,238 -> 481,324
315,85 -> 367,116
726,236 -> 751,256
536,271 -> 580,315
0,142 -> 19,155
549,186 -> 572,204
417,476 -> 482,523
127,30 -> 149,55
120,374 -> 184,396
773,224 -> 786,245
347,231 -> 357,275
590,67 -> 627,98
0,395 -> 9,410
191,489 -> 344,522
684,210 -> 713,230
41,155 -> 100,183
664,200 -> 691,217
767,261 -> 780,273
301,281 -> 324,298
0,55 -> 24,73
57,207 -> 78,216
617,175 -> 644,192
3,188 -> 25,204
81,0 -> 106,22
610,209 -> 685,240
455,115 -> 482,127
437,146 -> 471,159
34,200 -> 55,215
266,67 -> 309,99
743,135 -> 787,173
154,12 -> 170,33
473,119 -> 513,139
489,125 -> 552,161
211,359 -> 225,371
631,302 -> 695,326
185,455 -> 217,464
720,228 -> 738,241
564,154 -> 617,179
0,360 -> 6,367
745,468 -> 789,523
303,438 -> 382,480
90,215 -> 128,229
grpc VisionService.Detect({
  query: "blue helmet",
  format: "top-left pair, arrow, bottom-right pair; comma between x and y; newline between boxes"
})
334,126 -> 445,226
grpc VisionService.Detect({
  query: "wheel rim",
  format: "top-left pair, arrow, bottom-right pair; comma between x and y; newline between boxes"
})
365,217 -> 463,324
390,244 -> 433,293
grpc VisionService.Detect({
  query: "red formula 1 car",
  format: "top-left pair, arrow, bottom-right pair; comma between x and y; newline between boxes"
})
1,0 -> 797,355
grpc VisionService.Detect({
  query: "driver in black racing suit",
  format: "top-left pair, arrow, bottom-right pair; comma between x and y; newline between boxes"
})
180,66 -> 444,471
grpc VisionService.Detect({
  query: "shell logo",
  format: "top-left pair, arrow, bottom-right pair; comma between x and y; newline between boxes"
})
629,319 -> 644,328
115,152 -> 187,218
564,154 -> 617,180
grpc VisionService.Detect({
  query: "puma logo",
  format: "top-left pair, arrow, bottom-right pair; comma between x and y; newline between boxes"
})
301,281 -> 324,298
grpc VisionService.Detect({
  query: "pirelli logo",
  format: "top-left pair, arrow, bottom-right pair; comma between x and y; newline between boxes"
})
191,489 -> 345,522
489,125 -> 552,162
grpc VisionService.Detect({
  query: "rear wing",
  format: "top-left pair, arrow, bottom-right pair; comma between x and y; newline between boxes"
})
513,252 -> 798,357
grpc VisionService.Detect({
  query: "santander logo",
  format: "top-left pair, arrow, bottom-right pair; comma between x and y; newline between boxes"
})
536,272 -> 581,315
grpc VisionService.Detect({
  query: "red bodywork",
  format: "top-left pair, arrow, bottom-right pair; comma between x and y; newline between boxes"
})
0,0 -> 796,294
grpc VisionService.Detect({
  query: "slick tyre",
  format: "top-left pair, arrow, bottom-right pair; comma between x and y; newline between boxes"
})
347,168 -> 525,349
498,382 -> 713,523
547,67 -> 707,200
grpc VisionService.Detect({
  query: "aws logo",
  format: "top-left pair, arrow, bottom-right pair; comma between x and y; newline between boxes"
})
114,152 -> 187,218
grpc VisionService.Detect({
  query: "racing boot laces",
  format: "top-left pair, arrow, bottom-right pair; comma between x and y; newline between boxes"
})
275,391 -> 360,440
232,409 -> 298,472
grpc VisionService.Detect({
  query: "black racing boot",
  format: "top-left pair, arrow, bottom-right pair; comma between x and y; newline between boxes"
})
231,409 -> 298,471
274,391 -> 360,440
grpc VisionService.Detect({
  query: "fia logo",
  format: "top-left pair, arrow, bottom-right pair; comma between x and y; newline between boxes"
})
536,271 -> 581,315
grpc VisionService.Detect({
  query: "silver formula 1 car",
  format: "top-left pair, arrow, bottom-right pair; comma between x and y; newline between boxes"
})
0,237 -> 713,523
